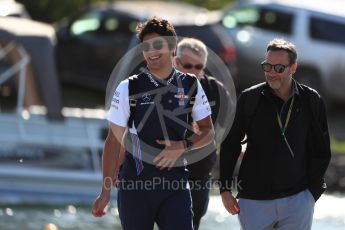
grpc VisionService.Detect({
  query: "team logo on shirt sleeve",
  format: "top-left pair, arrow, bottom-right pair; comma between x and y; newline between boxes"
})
202,94 -> 208,105
202,94 -> 211,111
111,90 -> 121,110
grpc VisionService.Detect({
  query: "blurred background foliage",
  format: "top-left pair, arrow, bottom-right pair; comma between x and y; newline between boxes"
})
16,0 -> 234,23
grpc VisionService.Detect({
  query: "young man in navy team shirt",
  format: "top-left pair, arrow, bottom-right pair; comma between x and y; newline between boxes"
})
92,17 -> 214,230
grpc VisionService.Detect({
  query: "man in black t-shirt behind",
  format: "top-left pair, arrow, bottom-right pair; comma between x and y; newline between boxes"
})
175,38 -> 231,230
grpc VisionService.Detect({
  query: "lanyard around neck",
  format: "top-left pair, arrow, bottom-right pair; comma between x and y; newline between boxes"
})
276,96 -> 295,137
276,96 -> 295,158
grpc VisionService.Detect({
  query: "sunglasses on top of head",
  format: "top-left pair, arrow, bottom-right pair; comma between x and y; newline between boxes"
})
261,61 -> 290,73
178,59 -> 204,70
140,39 -> 164,52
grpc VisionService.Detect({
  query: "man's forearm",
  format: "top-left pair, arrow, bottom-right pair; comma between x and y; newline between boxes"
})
101,130 -> 122,193
186,125 -> 214,151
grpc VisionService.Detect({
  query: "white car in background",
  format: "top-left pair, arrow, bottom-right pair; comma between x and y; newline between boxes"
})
222,0 -> 345,105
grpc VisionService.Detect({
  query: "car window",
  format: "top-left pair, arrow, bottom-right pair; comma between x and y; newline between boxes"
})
310,16 -> 345,45
70,12 -> 102,36
101,16 -> 138,35
104,17 -> 119,31
223,6 -> 293,34
176,25 -> 221,50
70,11 -> 137,37
223,7 -> 260,28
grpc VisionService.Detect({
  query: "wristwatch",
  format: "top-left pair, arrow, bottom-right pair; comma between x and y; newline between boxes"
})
184,139 -> 193,151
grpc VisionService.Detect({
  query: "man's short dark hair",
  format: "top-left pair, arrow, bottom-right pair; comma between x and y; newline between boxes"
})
267,38 -> 297,64
136,16 -> 177,50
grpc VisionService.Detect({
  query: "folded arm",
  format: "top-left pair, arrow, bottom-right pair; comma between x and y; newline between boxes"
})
154,115 -> 214,170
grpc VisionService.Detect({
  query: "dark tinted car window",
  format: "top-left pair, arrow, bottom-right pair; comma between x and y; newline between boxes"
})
255,7 -> 293,34
175,24 -> 236,67
69,10 -> 137,37
100,10 -> 138,35
175,24 -> 223,52
223,6 -> 293,34
310,16 -> 345,45
102,17 -> 136,34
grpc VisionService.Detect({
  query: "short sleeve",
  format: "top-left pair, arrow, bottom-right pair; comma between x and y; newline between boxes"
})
106,80 -> 130,127
192,79 -> 212,121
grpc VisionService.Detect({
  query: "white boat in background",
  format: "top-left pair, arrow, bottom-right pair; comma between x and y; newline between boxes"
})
0,24 -> 113,205
0,108 -> 109,205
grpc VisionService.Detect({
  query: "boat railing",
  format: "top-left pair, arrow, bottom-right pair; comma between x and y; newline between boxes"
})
0,41 -> 29,115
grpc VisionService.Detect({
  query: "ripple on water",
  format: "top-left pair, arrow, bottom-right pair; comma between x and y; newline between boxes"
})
0,194 -> 344,230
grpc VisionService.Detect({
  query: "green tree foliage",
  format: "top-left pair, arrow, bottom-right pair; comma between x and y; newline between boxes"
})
16,0 -> 233,23
181,0 -> 231,10
16,0 -> 104,23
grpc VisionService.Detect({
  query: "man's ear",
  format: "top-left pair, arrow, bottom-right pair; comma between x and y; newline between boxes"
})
173,56 -> 178,67
291,63 -> 298,74
172,46 -> 176,57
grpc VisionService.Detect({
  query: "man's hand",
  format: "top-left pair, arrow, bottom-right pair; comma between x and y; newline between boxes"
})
221,191 -> 240,215
153,140 -> 185,170
91,191 -> 110,217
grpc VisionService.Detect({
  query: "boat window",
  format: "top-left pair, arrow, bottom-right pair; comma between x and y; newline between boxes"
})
0,144 -> 94,171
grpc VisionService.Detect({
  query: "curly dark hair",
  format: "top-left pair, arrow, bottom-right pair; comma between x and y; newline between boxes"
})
136,16 -> 177,51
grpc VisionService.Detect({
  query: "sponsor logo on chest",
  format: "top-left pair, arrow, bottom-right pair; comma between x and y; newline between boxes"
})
174,88 -> 189,106
140,93 -> 154,105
